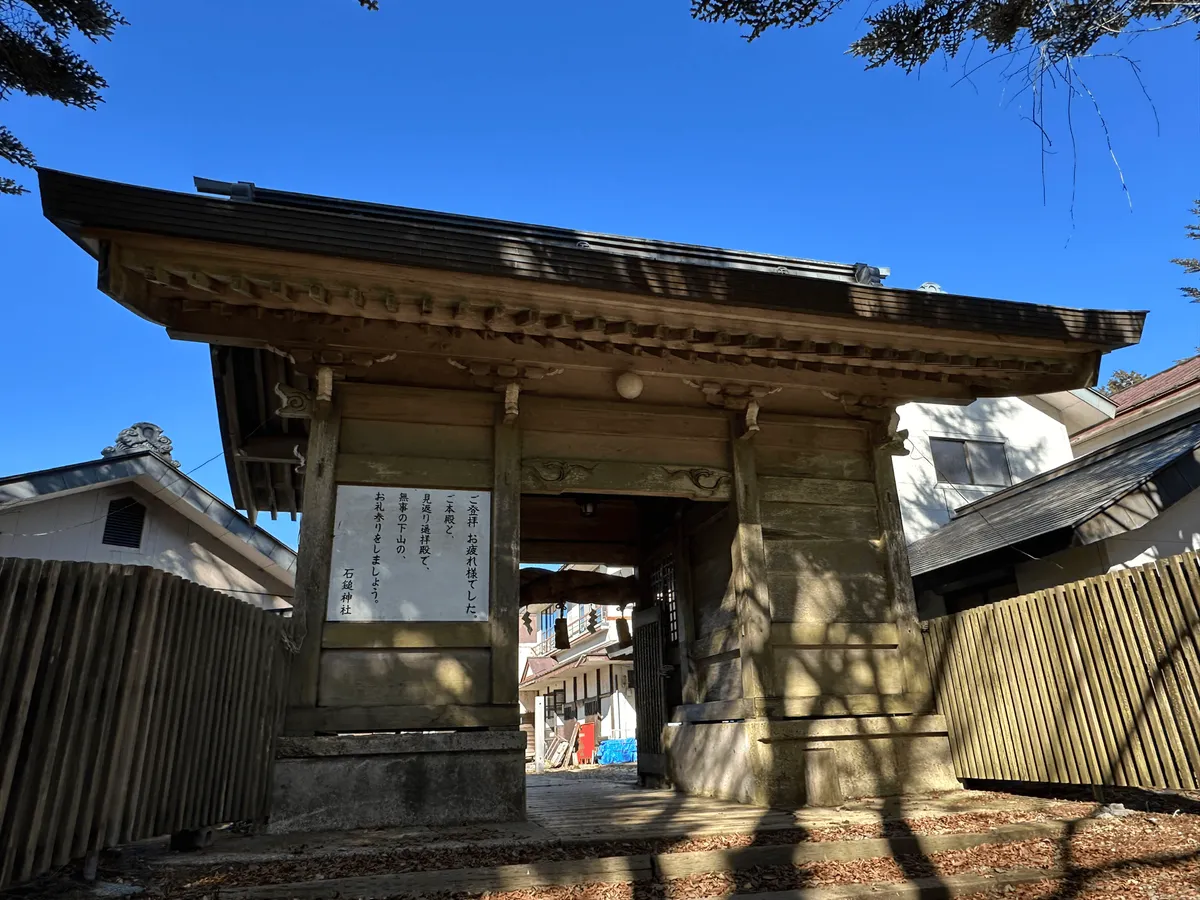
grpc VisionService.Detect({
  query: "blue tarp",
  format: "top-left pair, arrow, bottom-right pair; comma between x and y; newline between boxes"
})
596,737 -> 637,765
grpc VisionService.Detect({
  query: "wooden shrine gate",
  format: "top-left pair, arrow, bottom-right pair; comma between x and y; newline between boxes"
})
38,167 -> 1144,825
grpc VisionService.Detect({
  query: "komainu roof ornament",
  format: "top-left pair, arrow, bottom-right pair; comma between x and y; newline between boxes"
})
102,422 -> 181,467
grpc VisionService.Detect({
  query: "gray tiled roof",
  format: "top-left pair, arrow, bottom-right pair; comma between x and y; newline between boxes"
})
0,452 -> 296,576
908,409 -> 1200,576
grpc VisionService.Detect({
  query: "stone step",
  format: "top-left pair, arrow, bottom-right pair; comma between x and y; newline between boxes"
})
216,817 -> 1083,900
713,868 -> 1060,898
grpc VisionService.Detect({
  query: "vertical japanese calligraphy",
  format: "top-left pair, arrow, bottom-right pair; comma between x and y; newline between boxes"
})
419,492 -> 432,569
465,494 -> 480,617
327,485 -> 491,622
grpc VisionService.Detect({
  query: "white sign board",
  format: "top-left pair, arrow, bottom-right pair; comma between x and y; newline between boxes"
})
326,486 -> 491,622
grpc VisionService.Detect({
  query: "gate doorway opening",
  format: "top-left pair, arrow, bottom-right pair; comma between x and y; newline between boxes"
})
517,493 -> 729,786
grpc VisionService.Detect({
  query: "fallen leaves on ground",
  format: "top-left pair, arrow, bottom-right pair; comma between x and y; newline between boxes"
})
415,816 -> 1200,900
140,801 -> 1110,894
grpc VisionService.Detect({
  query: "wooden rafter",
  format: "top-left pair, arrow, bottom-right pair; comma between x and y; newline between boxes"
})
115,265 -> 1081,387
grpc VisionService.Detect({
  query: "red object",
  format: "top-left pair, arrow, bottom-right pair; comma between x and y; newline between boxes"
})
577,723 -> 596,763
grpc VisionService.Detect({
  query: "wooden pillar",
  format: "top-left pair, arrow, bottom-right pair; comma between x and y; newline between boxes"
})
871,417 -> 934,710
729,416 -> 775,705
287,400 -> 342,713
489,408 -> 521,713
673,515 -> 700,705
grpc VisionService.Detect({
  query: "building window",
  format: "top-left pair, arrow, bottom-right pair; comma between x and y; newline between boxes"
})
101,498 -> 146,549
929,438 -> 1011,487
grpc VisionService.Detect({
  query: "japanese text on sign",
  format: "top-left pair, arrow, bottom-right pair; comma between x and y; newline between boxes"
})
326,485 -> 491,622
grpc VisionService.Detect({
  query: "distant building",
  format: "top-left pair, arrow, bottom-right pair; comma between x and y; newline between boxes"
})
0,423 -> 295,610
519,564 -> 637,760
907,402 -> 1200,618
1073,356 -> 1200,456
893,390 -> 1115,542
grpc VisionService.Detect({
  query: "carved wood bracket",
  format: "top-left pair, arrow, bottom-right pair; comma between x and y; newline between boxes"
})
274,383 -> 313,419
449,360 -> 564,424
684,380 -> 781,437
870,410 -> 910,457
274,365 -> 336,419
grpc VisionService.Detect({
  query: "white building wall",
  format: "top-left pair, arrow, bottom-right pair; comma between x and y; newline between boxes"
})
0,484 -> 291,607
1012,490 -> 1200,594
894,397 -> 1075,542
1100,488 -> 1200,570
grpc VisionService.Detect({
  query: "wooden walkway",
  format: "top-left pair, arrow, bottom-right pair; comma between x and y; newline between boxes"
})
526,769 -> 799,841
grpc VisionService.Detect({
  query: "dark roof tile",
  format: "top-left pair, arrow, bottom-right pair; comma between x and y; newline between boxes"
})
37,168 -> 1146,348
908,407 -> 1200,575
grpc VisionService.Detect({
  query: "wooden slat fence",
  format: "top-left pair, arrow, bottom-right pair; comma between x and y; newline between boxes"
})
924,551 -> 1200,791
0,557 -> 290,889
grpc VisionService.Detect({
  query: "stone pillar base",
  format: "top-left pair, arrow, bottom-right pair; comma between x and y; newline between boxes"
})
267,731 -> 526,833
664,715 -> 958,807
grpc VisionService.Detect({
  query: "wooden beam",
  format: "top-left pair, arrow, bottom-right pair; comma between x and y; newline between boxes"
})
490,407 -> 521,707
237,435 -> 308,463
284,703 -> 518,734
730,415 -> 775,702
218,350 -> 258,524
522,459 -> 732,500
520,540 -> 640,566
671,693 -> 918,723
336,455 -> 492,489
287,403 -> 342,713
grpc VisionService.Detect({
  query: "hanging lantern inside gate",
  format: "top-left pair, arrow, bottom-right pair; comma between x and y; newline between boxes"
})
615,605 -> 632,647
554,601 -> 571,649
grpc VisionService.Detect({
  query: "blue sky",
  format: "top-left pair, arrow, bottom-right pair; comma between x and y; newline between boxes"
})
1,0 -> 1197,548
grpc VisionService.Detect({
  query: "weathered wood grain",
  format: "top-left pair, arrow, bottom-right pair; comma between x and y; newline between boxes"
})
767,571 -> 892,623
0,561 -> 287,891
322,621 -> 492,648
925,551 -> 1200,790
339,420 -> 494,460
288,404 -> 341,710
760,502 -> 879,540
491,409 -> 522,707
758,476 -> 876,507
285,703 -> 518,733
335,454 -> 491,489
339,383 -> 497,426
317,648 -> 491,707
730,422 -> 773,701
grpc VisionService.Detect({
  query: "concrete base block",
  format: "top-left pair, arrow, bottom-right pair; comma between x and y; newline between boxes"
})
664,714 -> 959,807
267,731 -> 526,834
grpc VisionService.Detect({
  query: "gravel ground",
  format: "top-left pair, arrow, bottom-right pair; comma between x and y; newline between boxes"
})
126,802 -> 1098,895
11,793 -> 1197,899
92,809 -> 1196,899
416,815 -> 1200,900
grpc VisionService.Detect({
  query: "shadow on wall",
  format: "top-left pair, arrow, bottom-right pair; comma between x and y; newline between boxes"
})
895,399 -> 1064,543
157,543 -> 291,610
648,482 -> 1198,899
